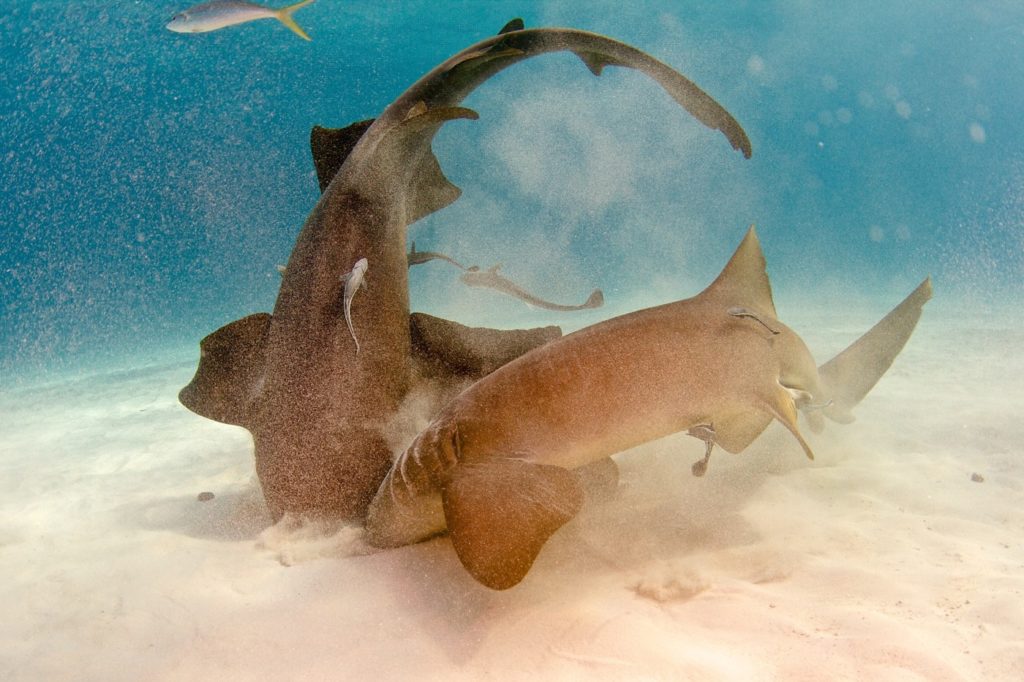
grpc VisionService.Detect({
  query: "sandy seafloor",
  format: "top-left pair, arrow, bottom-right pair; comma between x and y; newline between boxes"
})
1,298 -> 1021,682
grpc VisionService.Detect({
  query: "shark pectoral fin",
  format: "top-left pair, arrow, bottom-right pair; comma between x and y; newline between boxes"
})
804,410 -> 826,434
408,147 -> 463,224
310,119 -> 375,192
575,457 -> 619,502
380,105 -> 479,224
443,458 -> 584,590
178,313 -> 271,428
410,312 -> 561,380
819,277 -> 932,422
767,386 -> 816,461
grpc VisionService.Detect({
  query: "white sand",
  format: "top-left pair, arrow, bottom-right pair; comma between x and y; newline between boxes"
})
1,300 -> 1022,681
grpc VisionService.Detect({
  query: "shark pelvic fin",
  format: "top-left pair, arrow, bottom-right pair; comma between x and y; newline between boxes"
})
708,411 -> 774,454
766,384 -> 816,461
819,277 -> 933,423
443,458 -> 584,590
178,313 -> 271,428
310,119 -> 375,192
701,226 -> 778,318
575,457 -> 619,502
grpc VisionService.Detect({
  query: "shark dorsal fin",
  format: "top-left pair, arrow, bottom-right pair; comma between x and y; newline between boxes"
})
498,18 -> 525,35
700,226 -> 777,318
572,50 -> 628,77
310,118 -> 375,192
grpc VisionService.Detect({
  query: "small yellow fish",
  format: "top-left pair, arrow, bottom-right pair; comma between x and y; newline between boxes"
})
166,0 -> 316,41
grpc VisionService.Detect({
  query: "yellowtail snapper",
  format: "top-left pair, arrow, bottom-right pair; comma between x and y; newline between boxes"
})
166,0 -> 316,41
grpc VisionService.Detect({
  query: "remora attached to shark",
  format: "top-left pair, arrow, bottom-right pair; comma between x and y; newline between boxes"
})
179,20 -> 752,520
365,227 -> 932,590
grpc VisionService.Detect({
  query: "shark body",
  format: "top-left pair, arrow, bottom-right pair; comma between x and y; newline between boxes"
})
179,21 -> 752,521
366,228 -> 931,590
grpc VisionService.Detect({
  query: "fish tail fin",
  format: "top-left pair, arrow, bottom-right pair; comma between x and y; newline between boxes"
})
584,289 -> 604,309
276,0 -> 315,41
818,277 -> 932,423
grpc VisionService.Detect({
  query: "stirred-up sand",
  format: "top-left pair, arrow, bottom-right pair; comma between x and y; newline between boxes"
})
1,300 -> 1021,681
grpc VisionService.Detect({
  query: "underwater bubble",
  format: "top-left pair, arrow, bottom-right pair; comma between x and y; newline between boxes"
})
818,110 -> 835,126
884,84 -> 901,101
895,101 -> 912,119
747,54 -> 765,76
803,121 -> 820,136
963,74 -> 979,88
821,75 -> 839,91
969,122 -> 987,144
857,90 -> 876,109
896,224 -> 911,241
836,108 -> 853,124
869,225 -> 885,242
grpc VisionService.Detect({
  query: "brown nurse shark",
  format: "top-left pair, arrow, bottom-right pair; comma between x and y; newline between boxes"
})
365,227 -> 931,590
178,20 -> 753,521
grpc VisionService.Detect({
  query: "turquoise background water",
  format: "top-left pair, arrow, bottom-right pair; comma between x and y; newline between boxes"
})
2,1 -> 1022,381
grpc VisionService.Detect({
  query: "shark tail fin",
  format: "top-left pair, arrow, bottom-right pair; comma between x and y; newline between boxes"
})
819,277 -> 933,423
275,0 -> 315,41
443,458 -> 583,590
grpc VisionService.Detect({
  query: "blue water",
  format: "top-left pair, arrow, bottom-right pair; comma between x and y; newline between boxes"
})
2,1 -> 1022,382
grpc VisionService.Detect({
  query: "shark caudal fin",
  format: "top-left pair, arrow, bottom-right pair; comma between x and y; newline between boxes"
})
443,458 -> 583,590
700,226 -> 778,318
178,313 -> 271,428
819,277 -> 933,423
275,0 -> 315,41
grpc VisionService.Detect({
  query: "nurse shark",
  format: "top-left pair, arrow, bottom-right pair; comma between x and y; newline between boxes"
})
178,20 -> 752,520
365,228 -> 931,590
